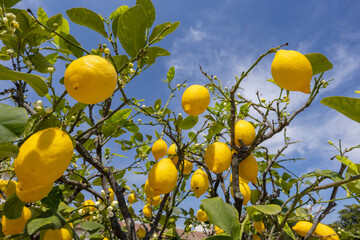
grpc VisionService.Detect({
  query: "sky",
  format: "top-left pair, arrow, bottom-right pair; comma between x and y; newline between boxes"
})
6,0 -> 360,228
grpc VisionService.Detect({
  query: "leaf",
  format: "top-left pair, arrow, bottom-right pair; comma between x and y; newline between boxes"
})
336,156 -> 359,174
65,34 -> 84,58
31,52 -> 52,73
4,0 -> 21,8
81,221 -> 105,231
134,132 -> 143,142
66,8 -> 107,38
46,52 -> 58,65
146,47 -> 170,65
321,96 -> 360,123
46,13 -> 63,31
246,204 -> 281,216
66,102 -> 87,121
117,5 -> 147,57
111,55 -> 129,72
3,194 -> 25,219
0,142 -> 19,158
41,186 -> 64,209
136,0 -> 156,28
149,22 -> 180,44
201,197 -> 240,240
167,66 -> 175,82
37,6 -> 49,23
304,53 -> 333,75
109,5 -> 129,20
0,65 -> 48,96
0,104 -> 27,143
203,236 -> 232,240
180,116 -> 198,130
277,215 -> 296,240
27,209 -> 67,235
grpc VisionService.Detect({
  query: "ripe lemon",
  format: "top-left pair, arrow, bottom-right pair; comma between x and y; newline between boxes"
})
254,221 -> 265,234
230,179 -> 251,205
230,173 -> 249,184
82,199 -> 96,213
190,169 -> 209,198
1,206 -> 32,236
143,204 -> 152,218
168,143 -> 178,165
16,182 -> 53,202
108,188 -> 114,202
128,193 -> 136,204
152,139 -> 167,161
64,55 -> 117,104
204,142 -> 232,173
14,127 -> 73,202
144,179 -> 156,198
44,228 -> 72,240
253,234 -> 260,240
137,227 -> 146,239
181,85 -> 210,116
271,49 -> 313,93
0,180 -> 17,198
238,154 -> 258,184
315,223 -> 339,240
147,195 -> 161,206
292,221 -> 313,237
215,225 -> 224,234
234,120 -> 256,146
180,159 -> 193,175
196,209 -> 208,222
148,158 -> 178,195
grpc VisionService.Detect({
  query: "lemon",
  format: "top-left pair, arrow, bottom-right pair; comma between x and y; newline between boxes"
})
14,127 -> 73,202
253,234 -> 261,240
108,188 -> 115,202
44,228 -> 72,240
16,182 -> 53,203
64,55 -> 117,104
144,179 -> 156,198
1,206 -> 32,236
82,199 -> 96,213
292,221 -> 313,237
315,223 -> 339,240
137,227 -> 146,239
238,154 -> 258,184
190,169 -> 209,198
230,179 -> 251,205
229,173 -> 249,184
0,180 -> 17,198
143,204 -> 152,218
152,139 -> 168,161
168,143 -> 178,165
271,49 -> 313,93
196,209 -> 208,222
180,159 -> 193,175
128,193 -> 136,204
234,120 -> 256,146
254,221 -> 265,234
181,85 -> 210,116
204,142 -> 232,173
147,195 -> 161,206
215,225 -> 224,234
148,158 -> 178,195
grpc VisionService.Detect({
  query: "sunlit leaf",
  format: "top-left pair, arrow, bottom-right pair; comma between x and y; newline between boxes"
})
27,209 -> 67,235
304,53 -> 333,75
137,0 -> 156,28
149,22 -> 180,44
180,116 -> 198,130
321,96 -> 360,123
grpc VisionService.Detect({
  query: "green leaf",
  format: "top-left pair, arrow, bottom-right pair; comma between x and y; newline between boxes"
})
65,34 -> 84,58
246,204 -> 281,216
31,52 -> 52,73
321,96 -> 360,123
336,156 -> 359,174
203,236 -> 231,240
46,13 -> 63,31
41,186 -> 64,209
45,52 -> 58,65
66,102 -> 87,121
23,26 -> 52,40
0,65 -> 47,96
136,0 -> 156,28
201,197 -> 240,240
111,55 -> 129,72
149,22 -> 180,44
37,6 -> 49,23
3,194 -> 25,219
0,104 -> 27,143
180,116 -> 198,130
66,8 -> 107,38
27,209 -> 67,235
146,47 -> 170,65
167,66 -> 175,82
277,215 -> 296,240
109,5 -> 129,20
4,0 -> 21,8
0,142 -> 19,158
134,132 -> 143,142
81,221 -> 105,231
117,5 -> 147,57
304,53 -> 333,75
250,189 -> 260,205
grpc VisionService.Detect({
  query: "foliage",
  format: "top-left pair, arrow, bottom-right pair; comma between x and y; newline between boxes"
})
329,204 -> 360,239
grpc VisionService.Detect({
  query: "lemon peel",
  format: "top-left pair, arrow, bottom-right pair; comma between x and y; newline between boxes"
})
315,223 -> 339,240
190,169 -> 209,198
148,158 -> 178,195
204,142 -> 232,173
215,226 -> 224,234
16,182 -> 53,203
1,206 -> 32,236
234,120 -> 256,146
181,85 -> 210,116
152,139 -> 168,161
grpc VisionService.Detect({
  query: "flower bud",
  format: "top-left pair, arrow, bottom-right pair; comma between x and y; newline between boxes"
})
98,203 -> 105,211
96,214 -> 103,220
107,211 -> 114,218
29,65 -> 35,70
237,93 -> 241,98
104,48 -> 110,54
101,190 -> 106,196
24,60 -> 32,66
107,206 -> 113,212
95,201 -> 101,207
44,107 -> 53,114
3,17 -> 8,25
129,68 -> 136,75
128,62 -> 134,68
78,209 -> 85,216
6,13 -> 16,20
47,66 -> 55,73
34,100 -> 43,108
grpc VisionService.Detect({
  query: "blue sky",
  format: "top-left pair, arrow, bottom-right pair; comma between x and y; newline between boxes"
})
9,0 -> 360,227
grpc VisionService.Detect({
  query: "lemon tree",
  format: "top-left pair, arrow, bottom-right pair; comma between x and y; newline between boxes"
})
0,0 -> 359,240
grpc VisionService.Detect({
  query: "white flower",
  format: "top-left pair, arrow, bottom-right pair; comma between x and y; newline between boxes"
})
101,190 -> 106,196
111,201 -> 119,208
6,13 -> 16,20
107,206 -> 113,212
78,209 -> 85,216
188,224 -> 193,229
95,201 -> 101,207
44,107 -> 53,114
34,100 -> 43,108
96,214 -> 103,220
142,104 -> 146,108
107,211 -> 114,218
129,68 -> 136,75
6,49 -> 13,55
98,203 -> 105,211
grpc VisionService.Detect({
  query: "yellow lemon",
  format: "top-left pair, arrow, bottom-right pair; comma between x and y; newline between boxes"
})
315,223 -> 339,240
1,206 -> 32,236
254,221 -> 265,234
292,221 -> 313,237
230,173 -> 249,184
108,188 -> 115,202
152,139 -> 168,161
271,49 -> 313,93
196,209 -> 208,222
143,204 -> 152,218
144,179 -> 156,198
253,234 -> 261,240
238,154 -> 258,184
82,199 -> 96,213
14,127 -> 73,202
190,169 -> 209,198
44,228 -> 72,240
230,180 -> 251,205
204,142 -> 232,173
0,180 -> 17,198
180,159 -> 193,175
168,143 -> 178,165
137,227 -> 146,239
64,55 -> 117,104
128,193 -> 136,204
215,225 -> 224,234
181,85 -> 210,116
148,158 -> 178,195
16,182 -> 53,203
147,195 -> 161,206
234,120 -> 256,146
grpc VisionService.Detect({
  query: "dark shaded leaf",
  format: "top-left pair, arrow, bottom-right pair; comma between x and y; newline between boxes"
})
4,194 -> 24,219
